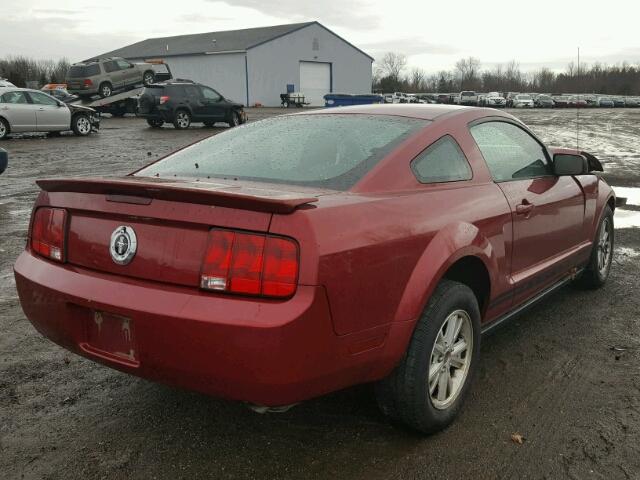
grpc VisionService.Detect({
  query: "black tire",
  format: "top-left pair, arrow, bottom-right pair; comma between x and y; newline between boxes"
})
143,71 -> 155,86
577,206 -> 614,288
71,114 -> 92,136
146,118 -> 164,128
0,117 -> 9,140
173,109 -> 191,129
99,82 -> 112,98
227,111 -> 240,127
376,280 -> 481,434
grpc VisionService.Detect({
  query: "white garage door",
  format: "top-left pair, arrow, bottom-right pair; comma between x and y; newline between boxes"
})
299,62 -> 331,107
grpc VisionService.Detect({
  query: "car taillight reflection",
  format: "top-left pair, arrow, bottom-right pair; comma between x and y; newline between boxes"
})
31,207 -> 67,262
200,229 -> 299,298
159,96 -> 170,104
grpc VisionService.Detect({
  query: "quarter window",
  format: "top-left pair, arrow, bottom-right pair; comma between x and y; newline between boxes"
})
411,135 -> 472,183
470,121 -> 551,181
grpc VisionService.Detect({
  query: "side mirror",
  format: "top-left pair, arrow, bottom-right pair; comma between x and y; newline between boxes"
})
0,148 -> 8,175
553,153 -> 588,176
129,64 -> 135,69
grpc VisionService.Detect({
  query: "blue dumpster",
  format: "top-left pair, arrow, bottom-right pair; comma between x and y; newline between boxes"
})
324,94 -> 384,108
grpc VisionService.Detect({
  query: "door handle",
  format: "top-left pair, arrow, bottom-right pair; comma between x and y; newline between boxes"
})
516,200 -> 534,216
38,107 -> 45,111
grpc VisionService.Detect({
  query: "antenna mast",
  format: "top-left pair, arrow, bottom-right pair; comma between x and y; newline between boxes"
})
576,47 -> 580,150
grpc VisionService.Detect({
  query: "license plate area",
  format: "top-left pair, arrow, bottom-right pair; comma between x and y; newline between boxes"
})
82,311 -> 139,367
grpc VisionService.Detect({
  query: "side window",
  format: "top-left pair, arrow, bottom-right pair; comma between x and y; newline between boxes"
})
411,135 -> 472,183
183,85 -> 202,101
28,92 -> 59,106
103,61 -> 118,73
470,121 -> 551,181
116,60 -> 132,70
201,87 -> 221,102
1,91 -> 29,104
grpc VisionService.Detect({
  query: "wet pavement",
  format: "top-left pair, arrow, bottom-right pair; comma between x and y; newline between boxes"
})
1,108 -> 639,480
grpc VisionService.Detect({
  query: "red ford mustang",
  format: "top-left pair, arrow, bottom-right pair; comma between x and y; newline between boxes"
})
14,104 -> 615,433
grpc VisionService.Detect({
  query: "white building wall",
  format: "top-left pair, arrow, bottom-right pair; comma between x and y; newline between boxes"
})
247,23 -> 372,107
129,53 -> 247,105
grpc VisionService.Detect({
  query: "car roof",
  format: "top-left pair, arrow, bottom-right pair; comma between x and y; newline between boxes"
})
297,104 -> 499,121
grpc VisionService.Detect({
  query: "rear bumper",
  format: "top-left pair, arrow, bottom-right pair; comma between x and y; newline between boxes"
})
67,85 -> 98,96
14,251 -> 406,405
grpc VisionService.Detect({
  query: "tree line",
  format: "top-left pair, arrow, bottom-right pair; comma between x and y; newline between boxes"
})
0,57 -> 71,87
374,52 -> 640,95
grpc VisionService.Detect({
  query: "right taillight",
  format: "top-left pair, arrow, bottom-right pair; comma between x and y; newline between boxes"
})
83,79 -> 93,87
159,95 -> 170,104
200,229 -> 299,298
31,207 -> 67,262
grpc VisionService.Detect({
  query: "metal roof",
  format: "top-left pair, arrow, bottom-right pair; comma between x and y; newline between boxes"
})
97,21 -> 373,61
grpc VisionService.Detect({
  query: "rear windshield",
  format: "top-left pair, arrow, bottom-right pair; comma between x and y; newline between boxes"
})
461,92 -> 476,96
142,85 -> 166,95
67,64 -> 100,77
137,114 -> 428,190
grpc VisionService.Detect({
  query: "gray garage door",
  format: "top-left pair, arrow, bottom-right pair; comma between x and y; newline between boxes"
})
299,61 -> 331,107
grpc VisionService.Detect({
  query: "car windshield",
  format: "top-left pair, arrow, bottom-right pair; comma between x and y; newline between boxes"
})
137,114 -> 429,190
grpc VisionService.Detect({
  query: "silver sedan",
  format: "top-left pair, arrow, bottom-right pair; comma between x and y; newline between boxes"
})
0,88 -> 99,139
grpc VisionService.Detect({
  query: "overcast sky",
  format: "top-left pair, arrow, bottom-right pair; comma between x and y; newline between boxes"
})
2,0 -> 639,74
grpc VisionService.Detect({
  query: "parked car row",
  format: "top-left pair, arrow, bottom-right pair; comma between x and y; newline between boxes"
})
381,90 -> 640,108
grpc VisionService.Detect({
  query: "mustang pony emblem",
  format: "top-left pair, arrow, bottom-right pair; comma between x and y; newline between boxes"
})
109,226 -> 137,265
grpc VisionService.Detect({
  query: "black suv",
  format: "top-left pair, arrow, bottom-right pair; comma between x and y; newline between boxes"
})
137,81 -> 246,129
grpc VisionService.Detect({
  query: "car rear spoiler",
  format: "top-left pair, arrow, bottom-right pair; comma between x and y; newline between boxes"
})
36,177 -> 319,214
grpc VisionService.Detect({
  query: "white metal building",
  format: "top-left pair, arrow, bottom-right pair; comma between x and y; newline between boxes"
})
99,22 -> 373,107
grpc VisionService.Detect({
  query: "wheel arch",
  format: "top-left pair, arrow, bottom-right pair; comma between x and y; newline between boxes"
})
393,221 -> 497,326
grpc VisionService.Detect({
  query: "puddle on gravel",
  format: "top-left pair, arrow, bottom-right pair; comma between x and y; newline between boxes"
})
613,186 -> 640,229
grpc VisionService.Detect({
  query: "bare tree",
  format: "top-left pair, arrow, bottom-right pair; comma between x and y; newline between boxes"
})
454,56 -> 481,90
377,52 -> 407,83
409,67 -> 426,92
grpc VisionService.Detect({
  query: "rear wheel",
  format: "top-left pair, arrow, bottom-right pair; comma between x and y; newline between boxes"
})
173,110 -> 191,129
72,114 -> 92,136
146,118 -> 164,128
99,82 -> 112,98
577,206 -> 614,288
143,71 -> 155,86
0,118 -> 9,140
376,280 -> 481,434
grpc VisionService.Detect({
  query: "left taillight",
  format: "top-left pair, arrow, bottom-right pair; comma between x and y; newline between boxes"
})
30,207 -> 67,262
200,229 -> 299,299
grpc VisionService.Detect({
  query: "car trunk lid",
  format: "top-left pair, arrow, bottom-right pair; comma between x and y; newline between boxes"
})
38,176 -> 325,288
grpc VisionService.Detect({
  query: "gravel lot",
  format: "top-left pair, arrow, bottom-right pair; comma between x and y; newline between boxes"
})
1,107 -> 639,480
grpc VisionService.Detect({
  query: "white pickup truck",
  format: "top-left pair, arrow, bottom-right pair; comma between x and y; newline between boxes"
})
459,91 -> 479,106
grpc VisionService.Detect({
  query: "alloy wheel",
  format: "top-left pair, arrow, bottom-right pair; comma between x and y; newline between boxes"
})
597,217 -> 612,275
176,112 -> 190,128
428,309 -> 473,410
